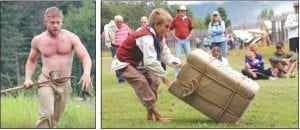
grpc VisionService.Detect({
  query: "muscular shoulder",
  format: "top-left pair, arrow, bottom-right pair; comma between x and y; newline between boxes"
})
61,29 -> 81,41
31,32 -> 47,47
61,29 -> 82,45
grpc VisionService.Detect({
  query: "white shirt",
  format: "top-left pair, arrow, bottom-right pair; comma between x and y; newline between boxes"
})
104,20 -> 117,48
221,57 -> 229,66
285,12 -> 299,39
111,27 -> 181,79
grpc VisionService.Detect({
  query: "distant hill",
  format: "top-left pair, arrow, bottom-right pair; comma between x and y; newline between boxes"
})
186,1 -> 294,27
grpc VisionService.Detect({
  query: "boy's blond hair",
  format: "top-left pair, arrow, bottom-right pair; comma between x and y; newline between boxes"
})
44,7 -> 63,20
148,8 -> 172,27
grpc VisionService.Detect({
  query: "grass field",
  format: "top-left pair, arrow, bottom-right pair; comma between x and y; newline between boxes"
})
101,45 -> 299,128
1,91 -> 95,128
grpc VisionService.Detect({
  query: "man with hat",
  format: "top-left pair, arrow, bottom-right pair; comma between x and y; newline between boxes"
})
169,5 -> 194,76
269,42 -> 298,78
285,2 -> 299,53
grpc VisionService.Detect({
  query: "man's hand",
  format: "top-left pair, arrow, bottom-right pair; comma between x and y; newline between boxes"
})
186,34 -> 192,40
176,63 -> 184,68
23,79 -> 34,89
162,78 -> 172,87
78,74 -> 91,91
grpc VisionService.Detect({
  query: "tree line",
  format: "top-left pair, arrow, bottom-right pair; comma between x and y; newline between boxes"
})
101,0 -> 232,34
1,1 -> 96,95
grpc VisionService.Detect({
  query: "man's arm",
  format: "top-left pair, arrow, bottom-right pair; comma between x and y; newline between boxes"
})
24,37 -> 40,89
285,14 -> 298,29
269,53 -> 282,63
286,52 -> 298,62
187,28 -> 194,40
187,18 -> 194,40
72,34 -> 92,91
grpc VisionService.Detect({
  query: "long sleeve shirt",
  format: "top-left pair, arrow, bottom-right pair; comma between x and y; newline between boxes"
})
104,20 -> 117,48
269,51 -> 298,64
111,27 -> 180,79
285,12 -> 299,39
208,21 -> 226,43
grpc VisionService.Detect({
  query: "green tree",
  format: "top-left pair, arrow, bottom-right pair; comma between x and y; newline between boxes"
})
101,0 -> 190,30
1,2 -> 28,88
216,6 -> 231,28
64,1 -> 96,94
204,13 -> 211,29
258,9 -> 274,21
193,17 -> 205,30
1,1 -> 94,97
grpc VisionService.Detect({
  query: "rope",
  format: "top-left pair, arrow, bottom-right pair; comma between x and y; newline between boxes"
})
215,77 -> 247,122
176,59 -> 250,121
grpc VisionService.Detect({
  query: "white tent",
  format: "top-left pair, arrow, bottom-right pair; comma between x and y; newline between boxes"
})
233,30 -> 254,43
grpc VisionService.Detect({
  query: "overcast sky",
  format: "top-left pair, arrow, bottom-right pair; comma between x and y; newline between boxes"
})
167,1 -> 296,15
167,1 -> 225,5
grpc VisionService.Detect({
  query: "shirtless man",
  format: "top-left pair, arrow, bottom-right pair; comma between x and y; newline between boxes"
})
23,7 -> 91,128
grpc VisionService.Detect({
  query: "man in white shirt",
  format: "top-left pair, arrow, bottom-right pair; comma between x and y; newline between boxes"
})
285,2 -> 299,53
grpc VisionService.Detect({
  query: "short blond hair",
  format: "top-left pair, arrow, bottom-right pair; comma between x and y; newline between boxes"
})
148,8 -> 172,27
44,7 -> 63,20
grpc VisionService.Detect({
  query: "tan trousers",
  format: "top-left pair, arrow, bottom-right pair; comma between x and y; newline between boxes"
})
120,65 -> 160,110
35,74 -> 72,128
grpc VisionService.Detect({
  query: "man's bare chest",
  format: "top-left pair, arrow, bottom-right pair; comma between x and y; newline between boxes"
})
38,38 -> 73,57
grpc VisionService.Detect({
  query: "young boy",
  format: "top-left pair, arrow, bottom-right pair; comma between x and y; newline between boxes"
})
111,8 -> 181,122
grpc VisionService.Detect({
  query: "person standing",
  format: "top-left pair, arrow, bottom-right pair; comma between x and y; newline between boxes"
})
111,8 -> 182,122
169,5 -> 194,76
23,7 -> 92,128
208,10 -> 226,57
104,15 -> 132,83
136,16 -> 148,31
285,2 -> 299,53
202,35 -> 211,52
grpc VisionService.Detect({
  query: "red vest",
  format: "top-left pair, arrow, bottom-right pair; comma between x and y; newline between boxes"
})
116,27 -> 152,67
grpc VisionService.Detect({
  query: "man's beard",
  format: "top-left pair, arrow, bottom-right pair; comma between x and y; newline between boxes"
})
49,29 -> 60,36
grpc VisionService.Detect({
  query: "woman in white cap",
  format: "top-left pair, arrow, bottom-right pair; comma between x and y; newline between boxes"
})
208,10 -> 226,57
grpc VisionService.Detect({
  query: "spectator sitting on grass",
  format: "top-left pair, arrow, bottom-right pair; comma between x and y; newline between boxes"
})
245,44 -> 263,64
242,51 -> 273,80
269,42 -> 298,78
211,46 -> 228,66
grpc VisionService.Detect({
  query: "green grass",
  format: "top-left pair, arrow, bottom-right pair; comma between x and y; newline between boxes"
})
1,91 -> 95,128
101,44 -> 298,128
